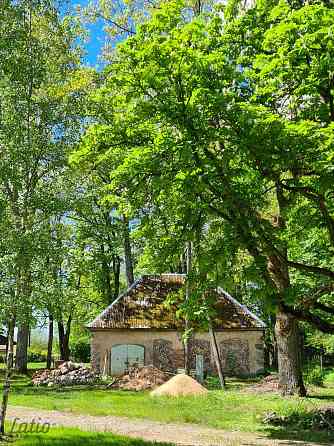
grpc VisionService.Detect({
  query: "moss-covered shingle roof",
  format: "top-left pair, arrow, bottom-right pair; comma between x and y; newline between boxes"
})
88,274 -> 265,330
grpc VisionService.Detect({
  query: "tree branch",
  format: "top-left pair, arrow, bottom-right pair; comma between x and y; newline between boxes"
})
287,260 -> 334,279
284,305 -> 334,334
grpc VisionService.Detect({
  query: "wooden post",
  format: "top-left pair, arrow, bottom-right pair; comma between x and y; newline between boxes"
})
209,325 -> 226,389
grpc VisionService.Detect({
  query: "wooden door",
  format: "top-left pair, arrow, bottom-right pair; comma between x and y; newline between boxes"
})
111,344 -> 144,375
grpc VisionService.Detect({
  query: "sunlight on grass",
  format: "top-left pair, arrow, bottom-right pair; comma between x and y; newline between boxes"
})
7,427 -> 174,446
2,367 -> 334,443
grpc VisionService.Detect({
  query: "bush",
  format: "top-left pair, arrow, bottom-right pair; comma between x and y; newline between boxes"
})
304,363 -> 325,386
71,338 -> 91,363
28,347 -> 47,363
204,375 -> 221,390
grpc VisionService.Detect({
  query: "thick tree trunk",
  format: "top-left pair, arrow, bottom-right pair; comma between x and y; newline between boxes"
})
46,314 -> 54,369
15,324 -> 29,374
275,310 -> 306,396
123,215 -> 134,286
209,325 -> 226,389
270,315 -> 278,370
58,318 -> 71,362
0,320 -> 15,435
268,248 -> 306,396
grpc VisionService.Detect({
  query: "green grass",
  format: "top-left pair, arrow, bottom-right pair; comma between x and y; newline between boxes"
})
0,363 -> 46,371
2,367 -> 334,444
1,427 -> 173,446
6,379 -> 334,432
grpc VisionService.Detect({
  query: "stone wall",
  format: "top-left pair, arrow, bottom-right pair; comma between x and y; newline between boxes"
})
90,329 -> 264,376
153,339 -> 174,372
220,338 -> 250,376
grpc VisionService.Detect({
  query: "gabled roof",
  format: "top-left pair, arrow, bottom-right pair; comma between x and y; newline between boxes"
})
88,274 -> 266,330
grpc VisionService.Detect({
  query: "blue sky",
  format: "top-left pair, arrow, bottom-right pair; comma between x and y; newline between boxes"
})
71,0 -> 106,67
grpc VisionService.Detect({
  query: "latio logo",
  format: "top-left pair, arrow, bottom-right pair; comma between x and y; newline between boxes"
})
10,417 -> 51,434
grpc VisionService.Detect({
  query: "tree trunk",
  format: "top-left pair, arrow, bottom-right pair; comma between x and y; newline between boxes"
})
0,320 -> 15,435
270,315 -> 278,370
123,215 -> 134,286
268,248 -> 306,396
15,324 -> 29,374
184,241 -> 192,375
46,313 -> 54,369
113,255 -> 121,300
101,244 -> 113,305
275,310 -> 306,396
58,319 -> 71,362
209,325 -> 226,389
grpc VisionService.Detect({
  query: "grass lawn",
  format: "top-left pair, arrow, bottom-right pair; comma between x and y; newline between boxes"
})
0,363 -> 46,371
1,427 -> 173,446
2,367 -> 334,444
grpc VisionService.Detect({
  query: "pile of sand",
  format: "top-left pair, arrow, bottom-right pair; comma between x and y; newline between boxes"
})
150,373 -> 208,397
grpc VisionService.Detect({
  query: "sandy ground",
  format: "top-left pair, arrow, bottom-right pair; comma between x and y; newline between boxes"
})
7,405 -> 327,446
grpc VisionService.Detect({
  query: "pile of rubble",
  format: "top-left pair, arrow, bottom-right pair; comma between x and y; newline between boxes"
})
263,407 -> 334,431
32,361 -> 99,387
246,374 -> 279,393
110,365 -> 171,391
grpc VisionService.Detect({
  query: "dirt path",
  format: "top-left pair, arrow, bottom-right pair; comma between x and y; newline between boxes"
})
7,406 -> 325,446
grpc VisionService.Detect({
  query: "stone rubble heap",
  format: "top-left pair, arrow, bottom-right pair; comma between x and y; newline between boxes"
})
32,361 -> 99,387
109,365 -> 171,391
247,374 -> 279,393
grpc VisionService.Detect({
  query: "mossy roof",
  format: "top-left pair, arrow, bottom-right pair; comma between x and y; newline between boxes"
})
88,274 -> 265,330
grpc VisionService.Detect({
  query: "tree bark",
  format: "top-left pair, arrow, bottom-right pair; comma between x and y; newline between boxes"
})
270,315 -> 278,370
113,254 -> 121,300
209,325 -> 226,389
184,241 -> 192,375
123,215 -> 134,286
15,324 -> 29,374
58,317 -> 71,362
100,244 -> 113,304
275,310 -> 306,396
46,313 -> 54,369
0,319 -> 15,435
268,252 -> 306,396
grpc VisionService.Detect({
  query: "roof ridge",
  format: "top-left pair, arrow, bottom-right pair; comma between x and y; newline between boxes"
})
216,287 -> 266,328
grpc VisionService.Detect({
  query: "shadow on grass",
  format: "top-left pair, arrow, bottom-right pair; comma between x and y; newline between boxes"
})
11,384 -> 113,397
262,426 -> 334,445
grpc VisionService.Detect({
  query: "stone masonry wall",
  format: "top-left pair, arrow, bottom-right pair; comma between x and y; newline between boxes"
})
90,329 -> 264,376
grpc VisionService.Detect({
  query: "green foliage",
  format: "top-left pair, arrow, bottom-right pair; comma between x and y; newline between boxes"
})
204,375 -> 221,390
27,347 -> 47,364
70,338 -> 91,363
304,362 -> 325,387
72,0 -> 334,344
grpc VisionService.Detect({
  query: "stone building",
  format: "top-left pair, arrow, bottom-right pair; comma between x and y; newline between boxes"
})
88,274 -> 265,377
